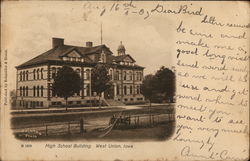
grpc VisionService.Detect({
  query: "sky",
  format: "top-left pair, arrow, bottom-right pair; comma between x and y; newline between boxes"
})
2,1 -> 178,90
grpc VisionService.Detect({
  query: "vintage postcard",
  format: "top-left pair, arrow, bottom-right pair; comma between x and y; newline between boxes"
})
0,1 -> 249,161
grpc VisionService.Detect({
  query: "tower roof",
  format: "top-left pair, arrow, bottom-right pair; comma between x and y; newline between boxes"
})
117,41 -> 125,51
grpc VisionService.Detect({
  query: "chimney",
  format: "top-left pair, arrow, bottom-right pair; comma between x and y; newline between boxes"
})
86,41 -> 93,47
52,37 -> 64,48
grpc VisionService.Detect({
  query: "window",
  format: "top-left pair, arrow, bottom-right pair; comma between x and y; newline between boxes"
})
137,85 -> 140,94
23,86 -> 25,96
129,71 -> 132,80
81,58 -> 84,62
52,67 -> 56,79
52,88 -> 56,97
57,67 -> 61,75
109,69 -> 113,80
37,86 -> 40,97
119,71 -> 122,80
40,102 -> 43,107
26,86 -> 28,96
41,68 -> 43,79
20,71 -> 22,81
100,51 -> 106,63
123,71 -> 126,80
115,71 -> 119,80
76,69 -> 80,76
86,84 -> 90,96
20,87 -> 22,96
26,71 -> 29,80
136,72 -> 139,81
117,85 -> 120,95
86,69 -> 90,80
130,86 -> 133,95
33,69 -> 36,80
33,86 -> 36,97
77,101 -> 81,104
23,72 -> 26,81
41,86 -> 44,97
37,69 -> 40,79
124,86 -> 127,95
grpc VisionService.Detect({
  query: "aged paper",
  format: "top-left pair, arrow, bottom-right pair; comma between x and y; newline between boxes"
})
1,1 -> 249,161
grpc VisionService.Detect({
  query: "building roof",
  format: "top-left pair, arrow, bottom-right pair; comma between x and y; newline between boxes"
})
16,43 -> 143,69
112,54 -> 136,63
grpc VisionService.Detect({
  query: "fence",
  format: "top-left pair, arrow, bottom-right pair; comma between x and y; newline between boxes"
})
14,113 -> 175,139
14,120 -> 85,139
111,113 -> 175,129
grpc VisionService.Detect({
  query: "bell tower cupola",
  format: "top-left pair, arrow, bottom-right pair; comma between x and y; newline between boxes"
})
117,41 -> 126,56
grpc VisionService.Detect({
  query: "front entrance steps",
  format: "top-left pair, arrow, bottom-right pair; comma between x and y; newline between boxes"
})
104,99 -> 125,106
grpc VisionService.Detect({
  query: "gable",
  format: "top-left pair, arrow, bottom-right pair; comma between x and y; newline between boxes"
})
66,50 -> 82,58
124,56 -> 134,62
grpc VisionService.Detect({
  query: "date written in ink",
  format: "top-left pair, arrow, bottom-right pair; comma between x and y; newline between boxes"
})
21,144 -> 32,148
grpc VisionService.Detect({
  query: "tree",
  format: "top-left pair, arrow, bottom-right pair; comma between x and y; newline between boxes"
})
52,66 -> 82,110
141,74 -> 157,107
10,89 -> 17,109
91,64 -> 111,108
154,66 -> 176,103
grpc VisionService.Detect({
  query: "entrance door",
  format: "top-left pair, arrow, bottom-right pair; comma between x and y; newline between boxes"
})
104,85 -> 114,99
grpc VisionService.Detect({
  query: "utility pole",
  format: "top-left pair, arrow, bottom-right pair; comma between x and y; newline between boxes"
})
101,22 -> 103,45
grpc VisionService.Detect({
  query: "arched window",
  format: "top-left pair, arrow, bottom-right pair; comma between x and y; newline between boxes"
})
37,69 -> 40,79
41,68 -> 43,79
86,69 -> 90,80
20,71 -> 22,81
33,69 -> 36,80
52,89 -> 56,97
20,87 -> 22,96
137,72 -> 140,81
109,69 -> 113,80
117,85 -> 120,95
26,71 -> 29,80
124,86 -> 127,95
130,71 -> 133,80
123,71 -> 126,80
41,86 -> 43,97
23,86 -> 25,96
37,86 -> 40,97
26,86 -> 28,96
115,71 -> 119,80
33,86 -> 36,97
76,69 -> 80,76
52,67 -> 56,79
23,72 -> 26,81
57,67 -> 61,76
130,86 -> 133,95
86,84 -> 90,96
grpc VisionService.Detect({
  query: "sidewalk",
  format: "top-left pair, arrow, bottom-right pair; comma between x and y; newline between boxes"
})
11,103 -> 174,117
11,105 -> 146,117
